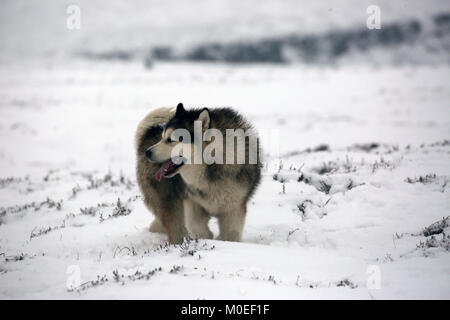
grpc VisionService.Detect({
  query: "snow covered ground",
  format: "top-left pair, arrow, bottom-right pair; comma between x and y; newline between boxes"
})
0,61 -> 449,299
0,0 -> 449,300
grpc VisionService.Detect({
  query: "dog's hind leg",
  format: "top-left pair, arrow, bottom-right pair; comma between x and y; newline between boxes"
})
149,218 -> 166,234
217,205 -> 246,242
184,199 -> 213,239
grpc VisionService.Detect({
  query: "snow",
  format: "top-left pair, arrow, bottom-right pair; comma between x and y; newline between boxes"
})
0,0 -> 449,300
1,0 -> 449,63
0,61 -> 449,299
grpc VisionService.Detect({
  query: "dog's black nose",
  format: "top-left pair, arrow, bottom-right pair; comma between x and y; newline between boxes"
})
145,149 -> 152,159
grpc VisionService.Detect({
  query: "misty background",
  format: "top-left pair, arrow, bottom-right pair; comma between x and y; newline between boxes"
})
0,0 -> 449,66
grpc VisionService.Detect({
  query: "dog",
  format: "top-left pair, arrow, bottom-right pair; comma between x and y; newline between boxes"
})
135,103 -> 261,243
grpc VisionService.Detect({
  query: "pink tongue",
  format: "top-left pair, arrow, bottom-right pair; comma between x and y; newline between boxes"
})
155,160 -> 173,182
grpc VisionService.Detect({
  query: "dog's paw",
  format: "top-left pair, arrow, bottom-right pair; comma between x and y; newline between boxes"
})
149,219 -> 166,234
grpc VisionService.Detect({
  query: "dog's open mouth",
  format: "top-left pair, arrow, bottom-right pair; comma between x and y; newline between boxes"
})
155,157 -> 184,181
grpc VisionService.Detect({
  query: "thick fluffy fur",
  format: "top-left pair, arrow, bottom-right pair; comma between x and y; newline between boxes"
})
135,107 -> 188,243
135,104 -> 261,243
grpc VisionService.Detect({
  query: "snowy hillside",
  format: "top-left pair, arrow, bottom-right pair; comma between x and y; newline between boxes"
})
0,0 -> 449,65
0,0 -> 449,300
0,62 -> 449,299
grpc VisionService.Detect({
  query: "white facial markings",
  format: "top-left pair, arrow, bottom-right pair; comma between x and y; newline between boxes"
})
170,131 -> 179,143
163,128 -> 174,142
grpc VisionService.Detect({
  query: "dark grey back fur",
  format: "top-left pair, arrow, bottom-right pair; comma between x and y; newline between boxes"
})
166,107 -> 262,204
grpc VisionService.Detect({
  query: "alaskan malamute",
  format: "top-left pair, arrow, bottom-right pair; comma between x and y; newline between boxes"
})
135,103 -> 261,243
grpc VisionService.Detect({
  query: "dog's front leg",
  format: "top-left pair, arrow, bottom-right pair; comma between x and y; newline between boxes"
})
217,205 -> 246,242
160,205 -> 188,244
184,199 -> 213,239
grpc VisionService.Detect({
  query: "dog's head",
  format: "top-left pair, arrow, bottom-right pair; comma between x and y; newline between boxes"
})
145,103 -> 210,181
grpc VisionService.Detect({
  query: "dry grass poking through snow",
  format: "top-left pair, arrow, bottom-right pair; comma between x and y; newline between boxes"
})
1,140 -> 449,299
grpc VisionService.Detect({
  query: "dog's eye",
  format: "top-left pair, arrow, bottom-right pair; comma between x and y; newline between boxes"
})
167,136 -> 182,143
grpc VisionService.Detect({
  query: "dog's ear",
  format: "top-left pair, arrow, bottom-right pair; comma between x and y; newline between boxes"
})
197,108 -> 210,130
175,103 -> 185,116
